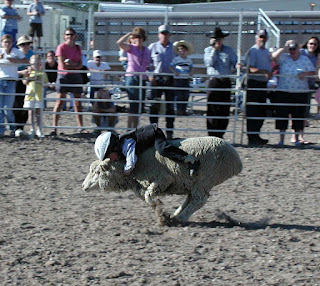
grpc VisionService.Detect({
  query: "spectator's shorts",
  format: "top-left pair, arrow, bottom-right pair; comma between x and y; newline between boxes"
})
23,100 -> 43,109
29,23 -> 43,37
55,73 -> 83,94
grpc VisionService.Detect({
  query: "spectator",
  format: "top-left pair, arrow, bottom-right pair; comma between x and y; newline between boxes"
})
22,55 -> 48,138
148,24 -> 176,139
295,36 -> 320,143
204,27 -> 237,138
27,0 -> 45,49
44,50 -> 58,109
92,89 -> 117,133
87,49 -> 111,103
51,27 -> 85,136
244,29 -> 272,145
0,34 -> 28,137
0,0 -> 22,46
170,40 -> 194,116
117,26 -> 151,129
118,35 -> 133,71
271,40 -> 315,146
13,35 -> 34,137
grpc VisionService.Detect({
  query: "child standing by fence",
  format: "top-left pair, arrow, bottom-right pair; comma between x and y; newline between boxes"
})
170,40 -> 194,116
23,54 -> 48,138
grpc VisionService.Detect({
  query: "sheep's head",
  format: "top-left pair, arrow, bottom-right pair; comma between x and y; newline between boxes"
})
82,160 -> 111,191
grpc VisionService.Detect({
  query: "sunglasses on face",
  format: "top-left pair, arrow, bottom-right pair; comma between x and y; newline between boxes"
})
259,35 -> 267,39
65,33 -> 75,36
289,48 -> 297,51
19,43 -> 31,46
309,42 -> 318,46
132,35 -> 141,39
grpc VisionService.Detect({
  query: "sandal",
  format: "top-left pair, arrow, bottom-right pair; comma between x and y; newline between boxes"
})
79,129 -> 89,134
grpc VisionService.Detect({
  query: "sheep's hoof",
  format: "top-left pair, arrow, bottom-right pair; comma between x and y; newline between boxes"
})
154,199 -> 181,227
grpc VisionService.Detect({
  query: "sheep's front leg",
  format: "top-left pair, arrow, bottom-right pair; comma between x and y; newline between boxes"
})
144,177 -> 174,206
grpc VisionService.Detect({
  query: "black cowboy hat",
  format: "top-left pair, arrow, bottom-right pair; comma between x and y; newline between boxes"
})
206,27 -> 230,39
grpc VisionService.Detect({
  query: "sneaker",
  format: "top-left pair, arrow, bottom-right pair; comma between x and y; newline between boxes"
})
28,129 -> 35,139
189,160 -> 200,177
36,130 -> 44,138
15,129 -> 28,138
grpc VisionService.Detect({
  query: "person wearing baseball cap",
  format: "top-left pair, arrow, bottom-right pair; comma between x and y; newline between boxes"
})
244,28 -> 272,145
148,24 -> 175,139
270,40 -> 315,146
204,27 -> 237,139
87,49 -> 111,106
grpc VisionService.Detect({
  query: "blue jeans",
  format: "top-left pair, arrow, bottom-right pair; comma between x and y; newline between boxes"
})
0,80 -> 17,134
125,76 -> 146,114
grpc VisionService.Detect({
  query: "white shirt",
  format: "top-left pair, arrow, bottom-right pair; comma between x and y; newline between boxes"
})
87,60 -> 111,84
0,47 -> 26,79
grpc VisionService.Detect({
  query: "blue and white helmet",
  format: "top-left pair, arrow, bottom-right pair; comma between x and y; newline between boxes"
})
94,132 -> 112,161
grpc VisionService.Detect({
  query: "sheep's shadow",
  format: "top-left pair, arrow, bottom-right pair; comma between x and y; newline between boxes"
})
184,211 -> 320,232
186,221 -> 320,232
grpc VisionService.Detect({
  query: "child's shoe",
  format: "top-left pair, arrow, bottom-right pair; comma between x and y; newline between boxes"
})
188,160 -> 200,177
28,129 -> 35,139
36,129 -> 44,138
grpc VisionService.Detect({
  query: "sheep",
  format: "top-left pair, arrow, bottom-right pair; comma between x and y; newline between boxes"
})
82,136 -> 242,224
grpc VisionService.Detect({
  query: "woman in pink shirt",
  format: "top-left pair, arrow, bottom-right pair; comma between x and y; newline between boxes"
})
51,27 -> 84,135
117,26 -> 150,128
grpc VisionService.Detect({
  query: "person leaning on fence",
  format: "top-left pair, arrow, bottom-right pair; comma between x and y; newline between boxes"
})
116,26 -> 151,129
0,34 -> 28,137
44,50 -> 58,109
271,40 -> 315,147
0,0 -> 22,47
51,27 -> 86,136
170,40 -> 194,116
94,123 -> 199,177
13,35 -> 34,138
27,0 -> 45,49
244,29 -> 272,145
204,27 -> 237,139
22,55 -> 48,138
92,89 -> 118,134
87,49 -> 111,106
296,36 -> 320,144
148,24 -> 176,139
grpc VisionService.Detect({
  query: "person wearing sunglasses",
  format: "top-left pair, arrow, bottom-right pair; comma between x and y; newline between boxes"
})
271,40 -> 315,146
117,26 -> 151,129
296,36 -> 320,143
51,27 -> 85,135
13,35 -> 34,137
244,29 -> 272,145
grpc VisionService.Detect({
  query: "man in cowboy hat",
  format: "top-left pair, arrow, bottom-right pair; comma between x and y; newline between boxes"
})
204,27 -> 237,138
148,24 -> 175,139
244,29 -> 272,145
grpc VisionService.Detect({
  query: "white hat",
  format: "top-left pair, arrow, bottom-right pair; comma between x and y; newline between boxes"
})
173,40 -> 194,55
94,132 -> 112,160
93,50 -> 102,58
158,24 -> 171,33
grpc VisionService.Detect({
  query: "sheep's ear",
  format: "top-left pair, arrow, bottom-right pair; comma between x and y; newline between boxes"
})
100,160 -> 110,172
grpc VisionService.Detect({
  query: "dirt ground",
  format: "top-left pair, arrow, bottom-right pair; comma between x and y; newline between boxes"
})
0,105 -> 320,285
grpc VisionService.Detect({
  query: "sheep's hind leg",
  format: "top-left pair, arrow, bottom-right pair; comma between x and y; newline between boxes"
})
173,188 -> 210,223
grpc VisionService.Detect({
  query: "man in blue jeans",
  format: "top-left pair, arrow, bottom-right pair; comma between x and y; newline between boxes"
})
148,25 -> 175,139
245,29 -> 272,145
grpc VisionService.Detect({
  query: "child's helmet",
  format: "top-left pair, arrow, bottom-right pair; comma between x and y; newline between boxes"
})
94,132 -> 118,160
